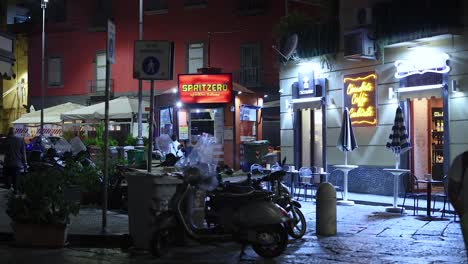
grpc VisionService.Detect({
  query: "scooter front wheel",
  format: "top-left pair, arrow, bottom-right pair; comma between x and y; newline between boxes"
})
252,224 -> 288,258
287,207 -> 306,239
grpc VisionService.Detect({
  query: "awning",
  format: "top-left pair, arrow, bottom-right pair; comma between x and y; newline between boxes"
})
13,102 -> 85,124
291,97 -> 323,111
392,84 -> 444,101
233,82 -> 255,94
61,96 -> 149,120
263,100 -> 280,108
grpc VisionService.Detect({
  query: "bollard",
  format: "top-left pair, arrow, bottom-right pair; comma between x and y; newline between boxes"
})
316,182 -> 337,236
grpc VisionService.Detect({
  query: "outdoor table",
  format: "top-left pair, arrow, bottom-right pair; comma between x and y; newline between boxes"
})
288,169 -> 299,198
314,172 -> 329,183
416,176 -> 443,219
383,168 -> 410,213
333,165 -> 358,205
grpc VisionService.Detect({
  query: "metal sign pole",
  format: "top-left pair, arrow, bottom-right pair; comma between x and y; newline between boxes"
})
102,55 -> 110,233
102,20 -> 115,233
148,80 -> 155,172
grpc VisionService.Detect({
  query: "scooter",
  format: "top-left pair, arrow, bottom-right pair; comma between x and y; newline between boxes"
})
150,166 -> 291,258
254,171 -> 307,239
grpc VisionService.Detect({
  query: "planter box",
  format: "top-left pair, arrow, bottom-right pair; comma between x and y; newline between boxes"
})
12,222 -> 68,247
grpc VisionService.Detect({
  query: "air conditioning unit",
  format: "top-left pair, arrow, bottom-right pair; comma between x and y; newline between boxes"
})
354,7 -> 372,27
343,28 -> 375,60
342,7 -> 373,31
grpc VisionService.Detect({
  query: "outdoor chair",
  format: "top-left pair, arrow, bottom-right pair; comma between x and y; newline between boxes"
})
271,164 -> 282,171
329,173 -> 344,200
401,173 -> 425,215
250,164 -> 264,175
431,175 -> 453,219
297,167 -> 316,202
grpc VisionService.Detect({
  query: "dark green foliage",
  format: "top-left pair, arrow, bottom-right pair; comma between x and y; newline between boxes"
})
6,165 -> 80,225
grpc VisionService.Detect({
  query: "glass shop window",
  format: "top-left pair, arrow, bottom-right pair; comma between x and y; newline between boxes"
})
160,107 -> 173,136
240,105 -> 260,142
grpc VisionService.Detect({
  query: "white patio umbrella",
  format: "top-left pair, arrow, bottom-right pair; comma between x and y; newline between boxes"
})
336,107 -> 358,165
386,106 -> 411,169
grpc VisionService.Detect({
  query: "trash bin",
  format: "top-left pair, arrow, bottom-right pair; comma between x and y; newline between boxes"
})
126,169 -> 183,249
241,140 -> 270,171
127,149 -> 146,166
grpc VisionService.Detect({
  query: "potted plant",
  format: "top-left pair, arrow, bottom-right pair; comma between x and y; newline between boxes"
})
6,164 -> 80,247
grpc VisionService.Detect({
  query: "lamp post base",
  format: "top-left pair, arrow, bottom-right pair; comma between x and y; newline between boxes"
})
337,200 -> 355,206
385,207 -> 404,213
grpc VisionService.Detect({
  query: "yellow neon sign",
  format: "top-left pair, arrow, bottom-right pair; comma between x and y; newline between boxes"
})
343,72 -> 377,126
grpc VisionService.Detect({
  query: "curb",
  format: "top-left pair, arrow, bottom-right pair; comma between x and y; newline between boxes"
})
0,232 -> 132,249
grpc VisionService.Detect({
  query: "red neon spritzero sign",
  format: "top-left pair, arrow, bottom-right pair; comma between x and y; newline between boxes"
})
178,74 -> 232,104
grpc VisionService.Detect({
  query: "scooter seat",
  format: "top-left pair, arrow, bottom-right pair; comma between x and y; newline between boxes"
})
250,190 -> 273,200
222,183 -> 255,194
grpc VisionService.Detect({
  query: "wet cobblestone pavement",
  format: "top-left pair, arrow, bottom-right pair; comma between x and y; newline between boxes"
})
0,202 -> 466,264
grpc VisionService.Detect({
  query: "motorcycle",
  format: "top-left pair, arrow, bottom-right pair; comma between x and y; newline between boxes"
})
150,166 -> 291,258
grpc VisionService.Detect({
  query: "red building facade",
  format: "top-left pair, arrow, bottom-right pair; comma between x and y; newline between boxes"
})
23,0 -> 320,168
26,0 -> 307,106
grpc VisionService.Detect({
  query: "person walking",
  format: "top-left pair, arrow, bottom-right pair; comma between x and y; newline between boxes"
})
3,127 -> 28,192
448,150 -> 468,255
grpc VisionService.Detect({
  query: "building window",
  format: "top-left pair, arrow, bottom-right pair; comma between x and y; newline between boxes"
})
145,0 -> 168,14
187,42 -> 204,74
47,0 -> 67,23
90,0 -> 112,30
240,43 -> 262,87
95,52 -> 108,93
184,0 -> 207,8
47,57 -> 63,87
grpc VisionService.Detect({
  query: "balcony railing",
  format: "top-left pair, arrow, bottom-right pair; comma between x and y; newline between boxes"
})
237,0 -> 267,15
233,67 -> 262,88
88,79 -> 114,96
144,0 -> 169,14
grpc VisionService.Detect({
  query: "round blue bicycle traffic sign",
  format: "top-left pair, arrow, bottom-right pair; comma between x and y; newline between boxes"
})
142,56 -> 160,75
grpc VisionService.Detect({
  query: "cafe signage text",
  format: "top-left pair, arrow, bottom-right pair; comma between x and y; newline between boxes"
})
343,72 -> 377,127
178,74 -> 232,104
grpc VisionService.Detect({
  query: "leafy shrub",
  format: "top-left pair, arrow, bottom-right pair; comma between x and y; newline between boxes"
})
6,164 -> 80,225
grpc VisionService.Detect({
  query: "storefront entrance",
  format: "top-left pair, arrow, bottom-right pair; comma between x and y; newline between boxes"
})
300,108 -> 323,168
410,97 -> 444,180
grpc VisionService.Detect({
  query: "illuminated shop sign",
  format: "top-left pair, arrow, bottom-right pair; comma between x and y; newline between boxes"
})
178,74 -> 232,104
394,52 -> 450,79
298,71 -> 315,96
343,72 -> 377,127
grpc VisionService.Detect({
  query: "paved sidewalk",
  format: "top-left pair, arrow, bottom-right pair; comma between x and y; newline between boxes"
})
0,201 -> 465,263
0,179 -> 455,240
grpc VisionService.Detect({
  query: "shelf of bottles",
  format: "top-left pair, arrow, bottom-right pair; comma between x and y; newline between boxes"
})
431,108 -> 444,180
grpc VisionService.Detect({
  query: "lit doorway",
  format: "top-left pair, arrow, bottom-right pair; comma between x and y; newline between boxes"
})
410,97 -> 444,180
300,108 -> 323,168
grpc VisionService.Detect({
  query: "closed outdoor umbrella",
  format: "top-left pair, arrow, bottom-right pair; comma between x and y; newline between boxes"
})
336,107 -> 358,165
386,106 -> 411,169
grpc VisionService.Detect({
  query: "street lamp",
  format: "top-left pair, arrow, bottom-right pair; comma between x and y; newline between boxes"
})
40,0 -> 48,136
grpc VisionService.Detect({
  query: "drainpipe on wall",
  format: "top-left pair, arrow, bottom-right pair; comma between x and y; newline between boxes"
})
285,0 -> 288,16
0,0 -> 6,31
